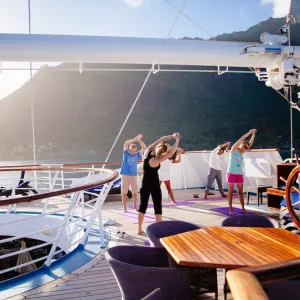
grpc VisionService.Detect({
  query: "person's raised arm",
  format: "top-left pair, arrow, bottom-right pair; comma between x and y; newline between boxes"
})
137,139 -> 147,154
220,142 -> 230,149
231,130 -> 256,152
248,131 -> 256,148
159,135 -> 180,163
147,135 -> 174,151
123,134 -> 142,151
172,150 -> 182,163
225,142 -> 231,152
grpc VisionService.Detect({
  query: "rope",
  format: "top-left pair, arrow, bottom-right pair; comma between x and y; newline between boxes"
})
102,0 -> 187,168
102,68 -> 152,168
166,0 -> 188,38
164,0 -> 216,40
28,0 -> 37,168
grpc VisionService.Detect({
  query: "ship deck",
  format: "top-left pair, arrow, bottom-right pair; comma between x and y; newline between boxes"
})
7,188 -> 277,300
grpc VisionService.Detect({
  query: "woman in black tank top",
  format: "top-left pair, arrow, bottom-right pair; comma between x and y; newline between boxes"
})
138,133 -> 180,235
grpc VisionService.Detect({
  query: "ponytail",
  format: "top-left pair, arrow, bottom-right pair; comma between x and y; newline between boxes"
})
155,144 -> 168,160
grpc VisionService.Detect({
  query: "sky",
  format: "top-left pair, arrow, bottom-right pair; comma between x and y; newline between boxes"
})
0,0 -> 292,100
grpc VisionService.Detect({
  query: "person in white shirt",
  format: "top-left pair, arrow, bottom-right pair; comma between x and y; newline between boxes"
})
204,142 -> 230,199
158,145 -> 183,204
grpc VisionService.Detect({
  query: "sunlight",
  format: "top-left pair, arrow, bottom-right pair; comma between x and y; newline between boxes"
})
0,62 -> 61,100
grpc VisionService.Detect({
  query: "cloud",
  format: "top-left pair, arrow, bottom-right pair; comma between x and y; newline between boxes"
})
124,0 -> 146,7
261,0 -> 291,17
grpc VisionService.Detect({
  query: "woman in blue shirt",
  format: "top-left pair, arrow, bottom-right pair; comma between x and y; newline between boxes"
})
227,129 -> 257,215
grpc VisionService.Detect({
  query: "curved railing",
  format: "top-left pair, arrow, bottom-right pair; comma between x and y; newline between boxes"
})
226,258 -> 300,299
0,166 -> 118,278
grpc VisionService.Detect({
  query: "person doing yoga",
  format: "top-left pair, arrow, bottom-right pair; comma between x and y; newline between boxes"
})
227,129 -> 257,215
158,146 -> 183,204
137,133 -> 180,235
204,142 -> 230,199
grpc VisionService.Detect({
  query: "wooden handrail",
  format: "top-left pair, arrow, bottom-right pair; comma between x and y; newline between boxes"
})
0,167 -> 118,206
239,257 -> 300,284
227,258 -> 300,299
0,164 -> 41,168
226,270 -> 268,300
226,270 -> 269,300
64,161 -> 128,167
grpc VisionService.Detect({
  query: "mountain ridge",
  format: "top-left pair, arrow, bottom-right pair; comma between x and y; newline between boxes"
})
0,17 -> 299,161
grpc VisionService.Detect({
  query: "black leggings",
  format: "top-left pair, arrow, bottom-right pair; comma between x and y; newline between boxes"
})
138,184 -> 162,215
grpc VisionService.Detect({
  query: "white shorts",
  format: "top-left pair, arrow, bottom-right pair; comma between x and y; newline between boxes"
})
159,172 -> 170,182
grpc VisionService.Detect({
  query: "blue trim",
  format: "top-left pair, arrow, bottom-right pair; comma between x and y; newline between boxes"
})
265,47 -> 281,53
0,211 -> 109,299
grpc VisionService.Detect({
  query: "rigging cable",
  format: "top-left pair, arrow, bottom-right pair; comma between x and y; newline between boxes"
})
102,0 -> 188,168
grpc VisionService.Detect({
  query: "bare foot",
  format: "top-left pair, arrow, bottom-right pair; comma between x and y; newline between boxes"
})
123,208 -> 127,213
138,230 -> 144,235
204,194 -> 208,200
171,201 -> 178,204
229,209 -> 233,216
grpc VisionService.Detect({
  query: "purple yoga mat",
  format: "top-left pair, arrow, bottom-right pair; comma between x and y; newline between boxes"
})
129,200 -> 195,210
192,194 -> 239,201
210,207 -> 255,216
144,241 -> 150,247
148,200 -> 196,208
121,210 -> 156,224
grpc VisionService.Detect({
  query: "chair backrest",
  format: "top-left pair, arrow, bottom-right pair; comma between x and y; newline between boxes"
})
267,280 -> 300,300
146,221 -> 200,247
106,245 -> 169,268
221,214 -> 275,228
105,245 -> 190,300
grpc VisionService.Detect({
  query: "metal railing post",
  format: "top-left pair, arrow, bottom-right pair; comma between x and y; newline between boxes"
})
44,191 -> 79,266
61,167 -> 65,189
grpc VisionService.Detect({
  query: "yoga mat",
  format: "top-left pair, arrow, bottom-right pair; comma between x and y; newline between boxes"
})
148,200 -> 196,208
120,210 -> 156,224
129,200 -> 196,209
144,241 -> 150,247
210,207 -> 255,216
192,194 -> 239,201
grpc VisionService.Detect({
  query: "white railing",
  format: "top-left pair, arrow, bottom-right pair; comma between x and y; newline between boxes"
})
0,166 -> 117,276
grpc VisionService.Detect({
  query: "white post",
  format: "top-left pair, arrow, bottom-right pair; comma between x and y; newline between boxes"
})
48,169 -> 52,192
98,210 -> 105,248
61,167 -> 64,189
51,171 -> 59,190
12,187 -> 16,213
80,182 -> 113,247
44,192 -> 78,266
182,154 -> 187,189
79,194 -> 103,246
81,191 -> 85,218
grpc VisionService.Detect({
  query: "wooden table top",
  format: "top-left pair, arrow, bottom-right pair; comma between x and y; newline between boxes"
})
160,227 -> 300,269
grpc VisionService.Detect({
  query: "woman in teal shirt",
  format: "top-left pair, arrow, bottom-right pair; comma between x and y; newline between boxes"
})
226,129 -> 257,215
